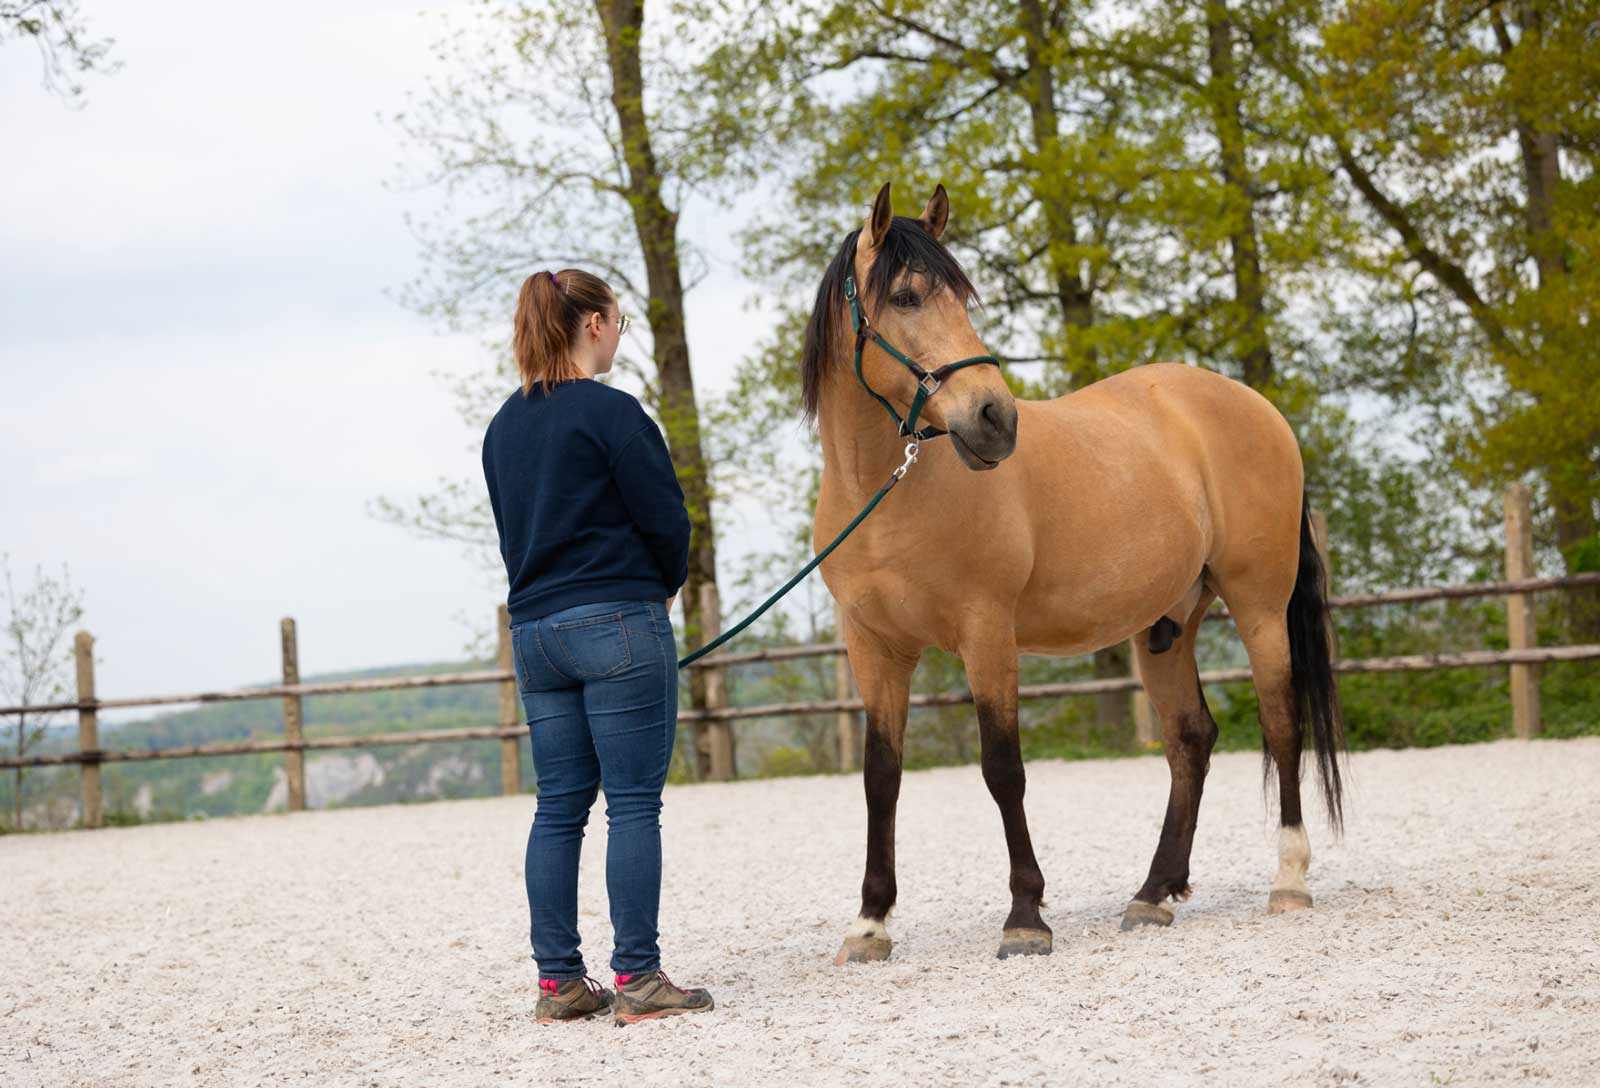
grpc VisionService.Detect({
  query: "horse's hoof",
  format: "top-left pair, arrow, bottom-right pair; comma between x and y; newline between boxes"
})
833,935 -> 892,965
996,927 -> 1053,959
1119,900 -> 1174,931
1268,889 -> 1314,914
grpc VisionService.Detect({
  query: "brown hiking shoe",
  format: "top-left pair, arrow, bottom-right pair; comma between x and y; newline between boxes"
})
535,977 -> 614,1023
612,970 -> 714,1025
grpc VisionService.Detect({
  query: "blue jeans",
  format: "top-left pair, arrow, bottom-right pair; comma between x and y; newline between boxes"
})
510,599 -> 678,981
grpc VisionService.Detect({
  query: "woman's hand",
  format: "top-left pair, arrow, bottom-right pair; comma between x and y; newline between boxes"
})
665,595 -> 676,613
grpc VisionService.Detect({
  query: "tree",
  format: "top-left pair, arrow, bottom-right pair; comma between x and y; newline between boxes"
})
1255,0 -> 1600,632
1,1 -> 117,103
1,555 -> 85,831
383,0 -> 746,775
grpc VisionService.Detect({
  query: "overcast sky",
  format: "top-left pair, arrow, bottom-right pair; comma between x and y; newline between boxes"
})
2,1 -> 803,722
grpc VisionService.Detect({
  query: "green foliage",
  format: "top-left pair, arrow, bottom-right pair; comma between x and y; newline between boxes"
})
1268,0 -> 1600,571
760,746 -> 820,777
1565,535 -> 1600,575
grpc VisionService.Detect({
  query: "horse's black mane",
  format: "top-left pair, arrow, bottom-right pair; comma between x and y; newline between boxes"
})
799,215 -> 978,423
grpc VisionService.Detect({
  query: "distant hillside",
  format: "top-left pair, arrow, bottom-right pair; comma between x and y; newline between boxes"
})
4,659 -> 513,829
96,659 -> 504,745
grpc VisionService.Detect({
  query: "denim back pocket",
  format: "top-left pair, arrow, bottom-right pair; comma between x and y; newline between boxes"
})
549,611 -> 633,679
509,625 -> 524,689
510,623 -> 540,693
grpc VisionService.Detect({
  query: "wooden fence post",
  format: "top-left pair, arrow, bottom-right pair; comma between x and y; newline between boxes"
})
280,618 -> 306,812
1310,509 -> 1338,658
1132,660 -> 1161,749
1504,484 -> 1541,739
497,604 -> 523,794
1309,510 -> 1330,576
74,630 -> 102,829
698,584 -> 735,781
834,600 -> 859,771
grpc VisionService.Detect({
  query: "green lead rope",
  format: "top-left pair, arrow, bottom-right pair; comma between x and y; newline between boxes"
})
677,465 -> 907,669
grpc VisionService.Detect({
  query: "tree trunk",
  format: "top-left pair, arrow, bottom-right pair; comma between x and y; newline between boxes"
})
1018,0 -> 1098,388
13,713 -> 24,831
1205,0 -> 1274,391
1499,4 -> 1598,639
595,0 -> 728,776
1019,0 -> 1130,734
1092,641 -> 1133,741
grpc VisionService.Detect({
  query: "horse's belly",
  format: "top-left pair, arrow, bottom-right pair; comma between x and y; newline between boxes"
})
1016,623 -> 1133,658
1012,582 -> 1189,657
1012,506 -> 1209,656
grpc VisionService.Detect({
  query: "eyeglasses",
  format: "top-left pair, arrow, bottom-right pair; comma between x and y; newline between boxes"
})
617,313 -> 633,336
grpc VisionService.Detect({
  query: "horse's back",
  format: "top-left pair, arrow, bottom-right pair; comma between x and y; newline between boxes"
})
1020,362 -> 1298,504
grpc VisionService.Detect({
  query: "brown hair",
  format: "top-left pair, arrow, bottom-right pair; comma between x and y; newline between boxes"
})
512,268 -> 614,395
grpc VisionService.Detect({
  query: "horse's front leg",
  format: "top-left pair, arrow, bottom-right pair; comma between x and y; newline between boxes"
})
834,620 -> 920,965
964,622 -> 1052,959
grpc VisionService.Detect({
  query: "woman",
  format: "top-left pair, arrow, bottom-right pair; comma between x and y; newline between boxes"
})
482,268 -> 712,1025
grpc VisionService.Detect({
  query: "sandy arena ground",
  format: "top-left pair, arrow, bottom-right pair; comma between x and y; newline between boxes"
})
4,737 -> 1599,1086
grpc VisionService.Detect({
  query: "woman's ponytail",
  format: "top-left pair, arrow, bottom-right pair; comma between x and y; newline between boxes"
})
512,268 -> 614,395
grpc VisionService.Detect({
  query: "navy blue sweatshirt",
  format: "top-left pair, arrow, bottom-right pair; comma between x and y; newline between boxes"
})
482,379 -> 691,625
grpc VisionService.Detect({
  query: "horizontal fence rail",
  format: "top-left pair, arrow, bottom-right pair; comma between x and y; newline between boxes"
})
4,488 -> 1596,822
0,669 -> 512,718
674,644 -> 1600,723
8,643 -> 1593,767
7,572 -> 1597,719
3,725 -> 527,768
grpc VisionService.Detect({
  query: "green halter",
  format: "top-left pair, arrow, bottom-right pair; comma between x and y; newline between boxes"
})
844,274 -> 1001,441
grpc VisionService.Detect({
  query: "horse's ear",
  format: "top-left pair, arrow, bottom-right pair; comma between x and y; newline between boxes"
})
862,182 -> 893,252
920,184 -> 949,241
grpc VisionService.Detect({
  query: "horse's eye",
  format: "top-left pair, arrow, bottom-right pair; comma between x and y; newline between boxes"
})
891,290 -> 920,309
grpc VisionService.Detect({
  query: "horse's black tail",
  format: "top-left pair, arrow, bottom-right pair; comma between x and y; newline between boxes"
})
1284,498 -> 1348,832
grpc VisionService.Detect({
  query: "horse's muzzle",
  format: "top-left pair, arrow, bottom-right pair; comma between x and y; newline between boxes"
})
950,397 -> 1017,470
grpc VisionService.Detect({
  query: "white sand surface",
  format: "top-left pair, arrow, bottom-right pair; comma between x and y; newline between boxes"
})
4,737 -> 1598,1086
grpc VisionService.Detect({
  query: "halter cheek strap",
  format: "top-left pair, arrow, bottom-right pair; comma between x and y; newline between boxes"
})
844,275 -> 1001,440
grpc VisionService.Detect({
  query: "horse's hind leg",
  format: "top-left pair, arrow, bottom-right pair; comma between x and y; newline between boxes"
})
1121,601 -> 1217,930
1233,612 -> 1315,913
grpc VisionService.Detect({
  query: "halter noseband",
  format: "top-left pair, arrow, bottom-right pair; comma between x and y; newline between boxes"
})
844,274 -> 1001,442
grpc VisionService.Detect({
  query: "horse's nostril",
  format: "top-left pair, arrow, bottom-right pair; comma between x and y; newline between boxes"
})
981,400 -> 1004,432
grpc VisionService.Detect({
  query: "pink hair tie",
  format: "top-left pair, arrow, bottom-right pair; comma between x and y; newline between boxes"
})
549,270 -> 564,291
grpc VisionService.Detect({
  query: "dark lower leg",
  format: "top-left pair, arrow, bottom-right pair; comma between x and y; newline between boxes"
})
1274,742 -> 1304,829
1261,678 -> 1305,832
1133,699 -> 1218,904
978,701 -> 1048,934
858,725 -> 902,922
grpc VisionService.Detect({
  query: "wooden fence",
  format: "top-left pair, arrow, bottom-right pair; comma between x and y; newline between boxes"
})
4,485 -> 1598,828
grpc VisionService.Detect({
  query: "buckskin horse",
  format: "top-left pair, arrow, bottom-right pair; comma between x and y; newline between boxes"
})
807,182 -> 1346,964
